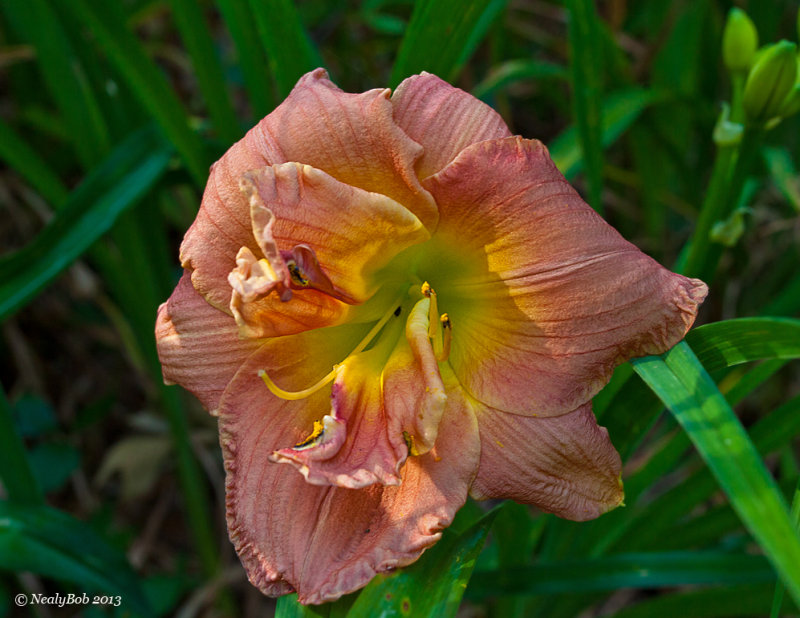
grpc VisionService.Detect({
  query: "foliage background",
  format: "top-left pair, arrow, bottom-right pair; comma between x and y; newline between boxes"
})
1,0 -> 799,616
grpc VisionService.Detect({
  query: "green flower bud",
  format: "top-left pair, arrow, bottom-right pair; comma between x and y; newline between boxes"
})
742,40 -> 798,123
723,8 -> 758,73
780,81 -> 800,118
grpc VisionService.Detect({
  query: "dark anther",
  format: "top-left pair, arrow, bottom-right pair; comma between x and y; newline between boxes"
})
393,306 -> 402,317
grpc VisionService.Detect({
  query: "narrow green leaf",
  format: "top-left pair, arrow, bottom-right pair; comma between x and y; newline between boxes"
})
611,583 -> 781,618
2,0 -> 110,166
763,147 -> 800,213
565,0 -> 605,211
472,59 -> 567,101
549,88 -> 657,180
467,551 -> 774,599
390,0 -> 509,87
687,318 -> 800,368
168,0 -> 241,143
0,125 -> 173,321
0,385 -> 43,506
771,478 -> 800,618
632,341 -> 800,607
0,501 -> 153,616
0,118 -> 69,207
247,0 -> 323,99
68,0 -> 209,185
216,0 -> 274,116
346,505 -> 502,618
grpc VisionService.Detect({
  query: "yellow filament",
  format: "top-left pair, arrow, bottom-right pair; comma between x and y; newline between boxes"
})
258,289 -> 407,400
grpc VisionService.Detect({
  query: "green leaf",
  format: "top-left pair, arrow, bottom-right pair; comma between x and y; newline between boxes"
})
168,0 -> 241,143
0,124 -> 173,322
763,147 -> 800,213
549,88 -> 657,180
346,505 -> 502,618
467,551 -> 774,599
0,501 -> 153,616
565,0 -> 605,211
0,119 -> 69,207
217,0 -> 274,116
471,59 -> 568,101
687,318 -> 800,368
247,0 -> 324,100
632,341 -> 800,607
68,0 -> 209,185
2,0 -> 110,167
390,0 -> 509,87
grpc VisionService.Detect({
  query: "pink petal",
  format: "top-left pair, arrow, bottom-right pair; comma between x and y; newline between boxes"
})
220,346 -> 480,604
154,272 -> 263,413
422,137 -> 707,417
269,345 -> 405,489
182,70 -> 438,314
228,162 -> 428,338
470,402 -> 623,521
391,72 -> 512,180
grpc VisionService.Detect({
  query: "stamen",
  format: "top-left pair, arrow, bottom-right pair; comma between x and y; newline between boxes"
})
437,313 -> 452,362
258,288 -> 408,400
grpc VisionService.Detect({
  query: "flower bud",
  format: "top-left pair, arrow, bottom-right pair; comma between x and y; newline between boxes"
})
723,8 -> 758,73
742,40 -> 798,123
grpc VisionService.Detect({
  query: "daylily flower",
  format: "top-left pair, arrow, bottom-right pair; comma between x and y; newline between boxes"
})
155,69 -> 707,604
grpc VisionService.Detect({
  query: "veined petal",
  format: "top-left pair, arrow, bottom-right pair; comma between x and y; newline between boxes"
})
422,137 -> 707,416
155,272 -> 263,413
228,162 -> 429,338
470,401 -> 623,521
221,345 -> 480,604
391,72 -> 512,180
182,70 -> 438,313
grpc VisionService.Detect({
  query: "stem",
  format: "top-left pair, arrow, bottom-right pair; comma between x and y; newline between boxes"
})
680,127 -> 762,280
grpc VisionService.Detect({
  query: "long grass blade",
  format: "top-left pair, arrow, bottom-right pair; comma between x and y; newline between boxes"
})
632,341 -> 800,607
247,0 -> 323,99
0,125 -> 173,321
68,0 -> 209,185
390,0 -> 509,87
168,0 -> 241,143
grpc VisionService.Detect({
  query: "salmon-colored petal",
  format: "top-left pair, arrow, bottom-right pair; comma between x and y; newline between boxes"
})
391,72 -> 512,180
182,70 -> 438,314
154,272 -> 263,413
269,337 -> 405,489
221,343 -> 480,604
229,162 -> 428,338
421,137 -> 707,416
470,402 -> 623,521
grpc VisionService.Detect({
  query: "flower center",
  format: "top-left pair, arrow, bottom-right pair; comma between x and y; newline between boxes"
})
259,282 -> 452,401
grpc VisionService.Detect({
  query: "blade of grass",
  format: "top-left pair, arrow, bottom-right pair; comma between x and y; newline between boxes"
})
632,341 -> 800,607
472,59 -> 567,101
467,551 -> 774,599
0,124 -> 173,321
390,0 -> 509,87
68,0 -> 209,186
168,0 -> 241,143
216,0 -> 274,116
565,0 -> 605,212
2,0 -> 110,167
0,500 -> 153,615
247,0 -> 323,100
0,118 -> 69,207
549,88 -> 657,180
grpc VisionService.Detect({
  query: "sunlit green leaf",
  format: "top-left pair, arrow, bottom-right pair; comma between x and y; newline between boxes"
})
632,341 -> 800,607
